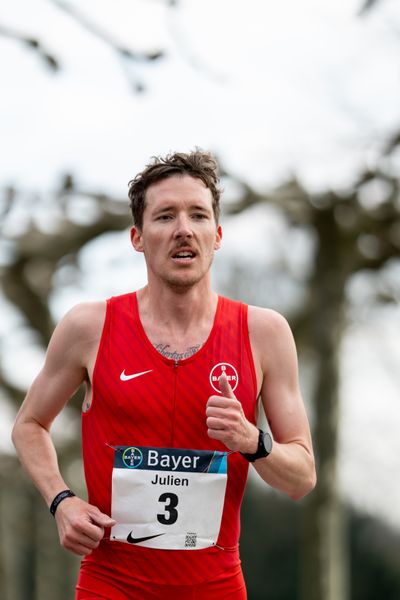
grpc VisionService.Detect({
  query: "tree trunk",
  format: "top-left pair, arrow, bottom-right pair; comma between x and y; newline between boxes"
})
300,209 -> 350,600
0,458 -> 36,600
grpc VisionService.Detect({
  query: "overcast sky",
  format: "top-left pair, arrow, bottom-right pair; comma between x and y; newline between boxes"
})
1,0 -> 400,530
1,0 -> 400,193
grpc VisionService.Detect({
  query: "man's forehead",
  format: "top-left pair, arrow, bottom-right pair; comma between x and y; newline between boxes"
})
145,175 -> 212,206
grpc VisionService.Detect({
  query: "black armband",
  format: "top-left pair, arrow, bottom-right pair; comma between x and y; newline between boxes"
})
50,489 -> 76,516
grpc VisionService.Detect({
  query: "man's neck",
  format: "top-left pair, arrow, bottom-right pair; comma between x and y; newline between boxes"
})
136,284 -> 218,347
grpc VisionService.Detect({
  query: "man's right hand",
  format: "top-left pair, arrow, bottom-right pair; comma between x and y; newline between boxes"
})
55,496 -> 116,555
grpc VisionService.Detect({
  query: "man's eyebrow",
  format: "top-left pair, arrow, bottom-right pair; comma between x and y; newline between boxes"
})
152,205 -> 175,214
152,203 -> 211,214
190,204 -> 211,212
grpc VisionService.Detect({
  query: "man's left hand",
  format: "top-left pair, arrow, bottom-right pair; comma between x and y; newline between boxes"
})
206,372 -> 258,453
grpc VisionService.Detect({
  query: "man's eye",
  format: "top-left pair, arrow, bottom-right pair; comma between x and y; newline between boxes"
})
157,215 -> 173,221
192,213 -> 207,220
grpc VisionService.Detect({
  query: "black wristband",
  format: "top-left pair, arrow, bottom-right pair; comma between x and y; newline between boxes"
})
50,489 -> 76,516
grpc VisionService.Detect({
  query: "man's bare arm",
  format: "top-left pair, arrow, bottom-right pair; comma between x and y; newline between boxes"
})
249,307 -> 316,499
206,306 -> 316,500
12,302 -> 115,554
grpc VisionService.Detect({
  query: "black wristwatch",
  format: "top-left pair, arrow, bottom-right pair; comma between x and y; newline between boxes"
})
241,428 -> 273,462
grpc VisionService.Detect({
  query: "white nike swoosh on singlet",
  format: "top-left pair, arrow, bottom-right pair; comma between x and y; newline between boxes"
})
120,369 -> 153,381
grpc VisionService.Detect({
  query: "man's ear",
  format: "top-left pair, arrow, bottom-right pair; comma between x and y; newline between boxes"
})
214,225 -> 222,250
130,226 -> 144,252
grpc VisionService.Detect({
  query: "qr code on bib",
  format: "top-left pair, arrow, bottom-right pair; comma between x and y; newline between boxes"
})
185,532 -> 197,548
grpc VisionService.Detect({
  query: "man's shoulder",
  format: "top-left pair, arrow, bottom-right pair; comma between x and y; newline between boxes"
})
63,300 -> 106,323
43,301 -> 107,371
248,304 -> 291,333
218,296 -> 292,339
55,301 -> 107,341
248,305 -> 295,354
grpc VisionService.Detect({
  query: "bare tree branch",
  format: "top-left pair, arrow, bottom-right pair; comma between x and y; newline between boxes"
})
358,0 -> 382,16
0,0 -> 165,90
49,0 -> 165,91
383,129 -> 400,156
0,24 -> 59,71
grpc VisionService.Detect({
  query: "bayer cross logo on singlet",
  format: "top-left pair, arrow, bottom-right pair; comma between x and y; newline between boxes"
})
209,363 -> 239,393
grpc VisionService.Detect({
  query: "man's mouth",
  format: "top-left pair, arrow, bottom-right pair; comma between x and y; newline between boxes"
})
173,251 -> 195,258
171,249 -> 196,261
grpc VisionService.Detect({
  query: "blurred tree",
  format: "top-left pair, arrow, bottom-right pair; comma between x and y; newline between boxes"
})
224,163 -> 400,600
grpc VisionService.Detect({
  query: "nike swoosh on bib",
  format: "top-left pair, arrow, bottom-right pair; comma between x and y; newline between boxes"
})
127,532 -> 165,544
120,369 -> 153,381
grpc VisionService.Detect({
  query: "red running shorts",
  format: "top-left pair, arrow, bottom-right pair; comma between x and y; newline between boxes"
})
75,564 -> 247,599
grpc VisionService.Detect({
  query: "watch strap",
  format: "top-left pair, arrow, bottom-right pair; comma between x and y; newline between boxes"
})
241,428 -> 272,463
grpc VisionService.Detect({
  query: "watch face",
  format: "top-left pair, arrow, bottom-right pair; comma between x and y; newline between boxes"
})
262,432 -> 273,454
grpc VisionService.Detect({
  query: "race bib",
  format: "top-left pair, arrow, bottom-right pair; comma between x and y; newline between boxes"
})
111,446 -> 228,550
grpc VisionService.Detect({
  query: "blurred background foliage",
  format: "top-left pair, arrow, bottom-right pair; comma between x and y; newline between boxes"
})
1,1 -> 400,599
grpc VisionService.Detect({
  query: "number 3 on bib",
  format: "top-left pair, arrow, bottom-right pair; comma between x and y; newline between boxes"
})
157,492 -> 179,525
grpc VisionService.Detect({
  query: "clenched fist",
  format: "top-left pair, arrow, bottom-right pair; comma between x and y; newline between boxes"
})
55,496 -> 116,556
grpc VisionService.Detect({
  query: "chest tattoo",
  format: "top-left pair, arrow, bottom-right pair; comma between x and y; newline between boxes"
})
153,343 -> 203,361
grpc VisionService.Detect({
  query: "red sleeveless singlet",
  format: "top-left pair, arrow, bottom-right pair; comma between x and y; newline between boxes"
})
79,292 -> 258,587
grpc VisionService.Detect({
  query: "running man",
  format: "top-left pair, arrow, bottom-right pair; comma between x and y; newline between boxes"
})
12,150 -> 316,599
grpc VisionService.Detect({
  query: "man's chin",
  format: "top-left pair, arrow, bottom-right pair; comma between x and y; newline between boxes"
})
163,273 -> 202,292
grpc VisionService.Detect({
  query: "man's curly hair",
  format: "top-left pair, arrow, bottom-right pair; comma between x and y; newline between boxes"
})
128,150 -> 222,229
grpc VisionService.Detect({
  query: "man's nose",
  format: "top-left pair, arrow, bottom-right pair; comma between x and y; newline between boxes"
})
173,214 -> 193,238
